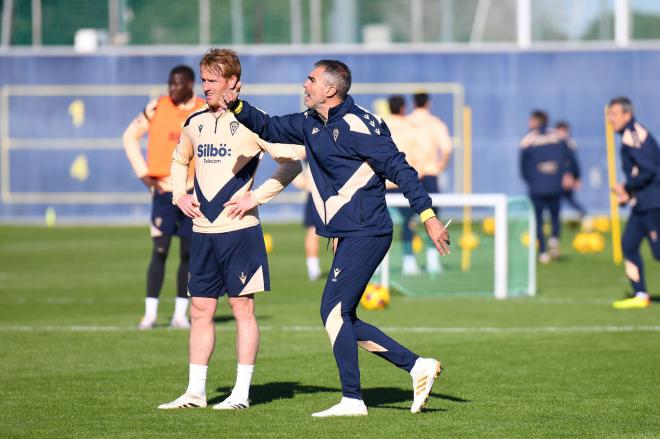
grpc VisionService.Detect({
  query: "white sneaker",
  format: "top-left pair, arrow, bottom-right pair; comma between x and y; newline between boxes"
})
138,314 -> 157,330
426,248 -> 442,274
170,316 -> 191,329
402,255 -> 421,275
157,393 -> 207,409
213,396 -> 250,410
538,252 -> 551,264
410,357 -> 442,413
311,397 -> 368,417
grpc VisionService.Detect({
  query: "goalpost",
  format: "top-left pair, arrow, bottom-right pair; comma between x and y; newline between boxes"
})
377,193 -> 537,299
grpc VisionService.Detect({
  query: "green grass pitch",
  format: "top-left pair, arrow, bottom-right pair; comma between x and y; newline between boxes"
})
1,223 -> 659,438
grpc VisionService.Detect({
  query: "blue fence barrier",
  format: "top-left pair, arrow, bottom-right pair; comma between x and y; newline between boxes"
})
1,48 -> 656,223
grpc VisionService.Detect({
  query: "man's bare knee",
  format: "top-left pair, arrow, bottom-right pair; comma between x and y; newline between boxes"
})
229,296 -> 255,322
191,297 -> 217,323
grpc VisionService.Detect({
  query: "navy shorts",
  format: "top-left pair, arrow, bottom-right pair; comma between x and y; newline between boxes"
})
303,193 -> 316,227
151,191 -> 192,239
188,225 -> 270,298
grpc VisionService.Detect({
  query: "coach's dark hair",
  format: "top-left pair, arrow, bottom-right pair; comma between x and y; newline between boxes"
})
170,65 -> 195,82
413,92 -> 429,108
555,120 -> 570,131
608,96 -> 634,114
314,60 -> 352,100
388,95 -> 406,115
531,109 -> 548,126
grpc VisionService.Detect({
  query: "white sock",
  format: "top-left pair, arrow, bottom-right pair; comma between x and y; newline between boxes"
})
230,363 -> 254,401
145,297 -> 159,318
186,363 -> 208,398
410,357 -> 424,376
306,257 -> 321,279
340,396 -> 364,405
173,297 -> 190,319
635,292 -> 650,300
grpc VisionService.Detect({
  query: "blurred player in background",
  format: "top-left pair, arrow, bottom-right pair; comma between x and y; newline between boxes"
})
384,95 -> 424,275
292,169 -> 322,281
406,92 -> 452,273
158,49 -> 301,410
520,110 -> 575,264
222,60 -> 449,417
607,97 -> 660,309
555,121 -> 587,220
122,65 -> 205,329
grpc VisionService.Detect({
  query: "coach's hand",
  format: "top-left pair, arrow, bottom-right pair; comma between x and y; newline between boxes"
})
424,217 -> 450,256
221,77 -> 242,111
224,191 -> 258,220
176,194 -> 203,219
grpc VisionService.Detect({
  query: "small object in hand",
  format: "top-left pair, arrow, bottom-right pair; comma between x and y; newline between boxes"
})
444,218 -> 452,245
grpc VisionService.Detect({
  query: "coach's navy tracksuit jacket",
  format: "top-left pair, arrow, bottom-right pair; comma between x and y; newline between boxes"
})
234,95 -> 433,238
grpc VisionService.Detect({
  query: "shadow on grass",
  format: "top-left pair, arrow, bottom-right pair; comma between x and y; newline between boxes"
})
210,382 -> 468,412
212,315 -> 270,323
210,381 -> 337,405
363,387 -> 468,412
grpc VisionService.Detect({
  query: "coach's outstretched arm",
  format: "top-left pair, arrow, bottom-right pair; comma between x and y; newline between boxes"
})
354,124 -> 450,256
221,81 -> 306,145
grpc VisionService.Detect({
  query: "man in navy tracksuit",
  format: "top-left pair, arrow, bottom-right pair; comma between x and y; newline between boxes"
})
520,110 -> 574,264
608,97 -> 660,309
221,60 -> 450,417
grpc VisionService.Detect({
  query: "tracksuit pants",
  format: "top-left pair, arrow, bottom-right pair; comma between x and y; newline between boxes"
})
622,209 -> 660,293
531,194 -> 561,253
320,234 -> 419,399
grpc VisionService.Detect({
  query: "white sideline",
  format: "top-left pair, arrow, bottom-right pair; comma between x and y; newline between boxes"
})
2,297 -> 613,306
1,325 -> 660,334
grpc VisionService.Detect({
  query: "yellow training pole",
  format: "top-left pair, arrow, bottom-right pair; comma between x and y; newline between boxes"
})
461,106 -> 473,272
604,106 -> 623,265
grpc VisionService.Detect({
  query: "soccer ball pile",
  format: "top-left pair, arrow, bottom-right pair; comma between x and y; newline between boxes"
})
592,215 -> 611,233
360,283 -> 391,311
572,232 -> 605,254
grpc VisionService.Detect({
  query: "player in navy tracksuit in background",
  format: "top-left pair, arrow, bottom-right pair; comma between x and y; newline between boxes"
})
607,97 -> 660,309
520,110 -> 575,264
555,121 -> 587,220
221,60 -> 450,417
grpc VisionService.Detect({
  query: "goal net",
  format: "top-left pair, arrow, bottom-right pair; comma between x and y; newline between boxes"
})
374,194 -> 536,299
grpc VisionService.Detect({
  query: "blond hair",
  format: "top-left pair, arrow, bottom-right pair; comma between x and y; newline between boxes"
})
199,48 -> 241,80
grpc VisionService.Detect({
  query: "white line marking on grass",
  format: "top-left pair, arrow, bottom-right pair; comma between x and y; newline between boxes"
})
282,325 -> 660,334
2,325 -> 660,334
399,297 -> 614,305
531,298 -> 613,305
0,296 -> 617,307
0,325 -> 266,332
